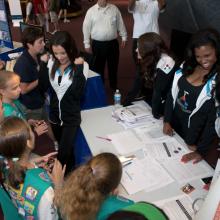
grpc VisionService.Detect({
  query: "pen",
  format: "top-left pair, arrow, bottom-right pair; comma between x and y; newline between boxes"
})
96,136 -> 112,142
123,161 -> 132,167
125,171 -> 133,180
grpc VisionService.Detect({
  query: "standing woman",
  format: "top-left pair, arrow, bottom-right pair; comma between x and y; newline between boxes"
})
124,32 -> 176,119
163,28 -> 220,163
48,31 -> 88,174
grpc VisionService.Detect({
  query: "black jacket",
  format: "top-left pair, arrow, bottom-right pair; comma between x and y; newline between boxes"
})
49,64 -> 86,126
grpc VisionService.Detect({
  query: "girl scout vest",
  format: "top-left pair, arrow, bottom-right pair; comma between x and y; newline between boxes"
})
7,168 -> 52,219
123,202 -> 168,220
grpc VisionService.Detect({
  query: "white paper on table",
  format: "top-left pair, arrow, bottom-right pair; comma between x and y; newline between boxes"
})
143,139 -> 187,159
134,124 -> 173,143
155,195 -> 195,220
121,157 -> 174,195
160,158 -> 214,184
108,130 -> 144,155
113,104 -> 151,123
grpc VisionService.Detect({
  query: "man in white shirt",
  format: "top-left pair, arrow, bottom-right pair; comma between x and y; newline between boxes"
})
128,0 -> 165,63
83,0 -> 127,90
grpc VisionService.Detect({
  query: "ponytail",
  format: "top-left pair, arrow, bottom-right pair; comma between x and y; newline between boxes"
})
56,164 -> 104,220
55,153 -> 122,220
0,117 -> 31,188
7,161 -> 26,189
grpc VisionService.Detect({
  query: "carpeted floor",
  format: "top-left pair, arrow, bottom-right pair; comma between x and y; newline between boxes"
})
9,0 -> 158,105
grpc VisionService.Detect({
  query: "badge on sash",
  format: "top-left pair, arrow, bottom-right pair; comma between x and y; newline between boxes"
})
25,186 -> 38,201
24,201 -> 35,215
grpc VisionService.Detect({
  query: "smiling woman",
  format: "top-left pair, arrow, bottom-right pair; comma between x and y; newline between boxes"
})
163,28 -> 220,163
48,31 -> 89,175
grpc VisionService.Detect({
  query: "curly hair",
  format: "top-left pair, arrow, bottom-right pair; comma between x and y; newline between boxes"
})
183,28 -> 220,82
137,32 -> 168,88
0,117 -> 31,189
55,152 -> 122,220
49,31 -> 79,80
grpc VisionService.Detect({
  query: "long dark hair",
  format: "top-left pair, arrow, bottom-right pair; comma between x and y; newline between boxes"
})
137,32 -> 169,88
183,28 -> 220,82
50,31 -> 79,79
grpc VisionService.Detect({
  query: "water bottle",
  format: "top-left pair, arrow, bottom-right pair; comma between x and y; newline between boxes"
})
114,89 -> 121,109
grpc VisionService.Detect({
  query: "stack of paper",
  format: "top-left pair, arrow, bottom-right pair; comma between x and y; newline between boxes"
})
112,104 -> 155,129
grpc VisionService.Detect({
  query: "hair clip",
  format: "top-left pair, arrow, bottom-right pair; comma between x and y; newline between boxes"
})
91,167 -> 96,175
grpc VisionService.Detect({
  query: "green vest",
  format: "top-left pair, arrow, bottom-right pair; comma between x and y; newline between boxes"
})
97,195 -> 134,220
3,100 -> 26,119
123,202 -> 168,220
7,168 -> 52,219
0,187 -> 23,220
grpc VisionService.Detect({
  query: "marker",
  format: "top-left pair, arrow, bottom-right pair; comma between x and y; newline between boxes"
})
96,136 -> 111,142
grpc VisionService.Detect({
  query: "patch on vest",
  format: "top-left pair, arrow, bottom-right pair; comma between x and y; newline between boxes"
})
25,186 -> 38,201
39,172 -> 50,182
24,201 -> 35,215
157,56 -> 175,74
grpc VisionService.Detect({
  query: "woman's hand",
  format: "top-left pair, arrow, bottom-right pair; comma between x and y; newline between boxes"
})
34,121 -> 48,136
181,151 -> 203,164
40,52 -> 50,63
163,122 -> 174,136
31,152 -> 58,168
187,144 -> 197,151
28,119 -> 38,126
74,57 -> 84,65
48,159 -> 66,189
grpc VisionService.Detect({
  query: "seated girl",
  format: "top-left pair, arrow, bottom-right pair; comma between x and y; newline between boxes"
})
0,116 -> 65,219
0,70 -> 48,136
55,152 -> 134,220
163,28 -> 220,163
124,32 -> 176,119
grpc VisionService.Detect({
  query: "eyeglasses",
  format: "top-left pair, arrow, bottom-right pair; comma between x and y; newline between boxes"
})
58,75 -> 62,86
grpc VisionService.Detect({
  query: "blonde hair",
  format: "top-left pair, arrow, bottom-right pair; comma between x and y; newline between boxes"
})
0,70 -> 20,91
55,153 -> 122,220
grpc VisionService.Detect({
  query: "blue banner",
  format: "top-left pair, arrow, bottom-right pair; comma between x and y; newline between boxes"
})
0,0 -> 13,49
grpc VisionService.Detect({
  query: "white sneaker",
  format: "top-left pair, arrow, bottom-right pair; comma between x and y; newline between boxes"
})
52,30 -> 57,34
64,19 -> 70,23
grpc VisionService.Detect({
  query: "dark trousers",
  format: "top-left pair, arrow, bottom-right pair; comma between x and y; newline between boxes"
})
132,38 -> 138,64
51,123 -> 78,175
92,39 -> 119,90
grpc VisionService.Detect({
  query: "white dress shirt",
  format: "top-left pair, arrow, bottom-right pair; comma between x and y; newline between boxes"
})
83,3 -> 127,48
129,0 -> 159,38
